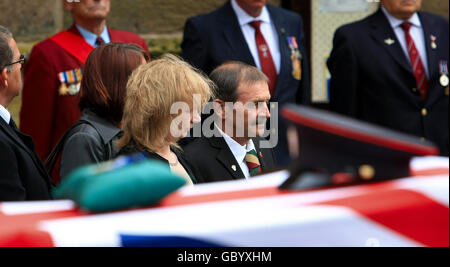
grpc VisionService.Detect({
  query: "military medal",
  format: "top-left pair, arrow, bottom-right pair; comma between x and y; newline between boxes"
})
441,76 -> 449,87
439,61 -> 449,87
58,72 -> 69,95
58,68 -> 83,96
68,83 -> 81,95
431,35 -> 437,49
287,37 -> 302,81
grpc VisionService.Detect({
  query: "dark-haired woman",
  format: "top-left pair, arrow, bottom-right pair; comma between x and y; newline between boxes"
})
52,43 -> 149,180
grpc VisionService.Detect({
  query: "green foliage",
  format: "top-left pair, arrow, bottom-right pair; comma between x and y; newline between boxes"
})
147,37 -> 182,58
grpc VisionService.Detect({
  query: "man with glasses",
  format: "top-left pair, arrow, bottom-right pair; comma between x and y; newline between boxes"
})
0,26 -> 53,201
19,0 -> 149,174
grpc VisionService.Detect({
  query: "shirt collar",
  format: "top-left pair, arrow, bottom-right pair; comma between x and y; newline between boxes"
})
0,104 -> 11,124
381,7 -> 422,29
216,124 -> 256,163
75,24 -> 110,47
231,0 -> 271,27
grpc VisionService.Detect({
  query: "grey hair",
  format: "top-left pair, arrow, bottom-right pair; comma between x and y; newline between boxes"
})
0,26 -> 14,73
210,61 -> 269,102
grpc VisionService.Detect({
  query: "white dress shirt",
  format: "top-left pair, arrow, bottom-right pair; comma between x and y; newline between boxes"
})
0,104 -> 11,125
231,0 -> 281,74
381,7 -> 429,78
76,25 -> 111,48
216,125 -> 256,180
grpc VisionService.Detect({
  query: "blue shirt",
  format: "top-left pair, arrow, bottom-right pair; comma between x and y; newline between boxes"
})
381,7 -> 429,78
76,25 -> 111,47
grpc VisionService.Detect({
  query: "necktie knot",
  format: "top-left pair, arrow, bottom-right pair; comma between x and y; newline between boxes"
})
401,22 -> 412,33
95,36 -> 105,46
249,20 -> 263,32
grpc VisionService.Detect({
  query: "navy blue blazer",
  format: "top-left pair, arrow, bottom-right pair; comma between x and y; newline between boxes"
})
181,1 -> 310,105
328,9 -> 449,156
0,118 -> 53,201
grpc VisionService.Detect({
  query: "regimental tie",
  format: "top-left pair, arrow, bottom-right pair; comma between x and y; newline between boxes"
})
401,22 -> 429,101
95,36 -> 105,46
245,149 -> 262,177
249,20 -> 278,95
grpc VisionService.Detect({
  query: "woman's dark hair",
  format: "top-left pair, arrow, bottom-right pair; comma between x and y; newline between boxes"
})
79,43 -> 150,124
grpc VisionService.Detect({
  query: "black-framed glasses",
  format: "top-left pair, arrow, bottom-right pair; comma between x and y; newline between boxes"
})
6,55 -> 25,67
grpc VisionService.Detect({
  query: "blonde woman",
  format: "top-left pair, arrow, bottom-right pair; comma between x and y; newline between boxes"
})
116,54 -> 214,185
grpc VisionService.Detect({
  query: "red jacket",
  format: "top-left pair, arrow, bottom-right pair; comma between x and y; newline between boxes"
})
20,25 -> 149,163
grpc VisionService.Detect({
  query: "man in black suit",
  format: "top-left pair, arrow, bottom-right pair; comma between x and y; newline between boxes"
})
0,26 -> 53,201
328,0 -> 449,156
182,0 -> 310,166
185,62 -> 276,183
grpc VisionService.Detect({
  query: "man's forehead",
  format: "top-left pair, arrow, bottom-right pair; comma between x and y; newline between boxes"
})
237,81 -> 270,100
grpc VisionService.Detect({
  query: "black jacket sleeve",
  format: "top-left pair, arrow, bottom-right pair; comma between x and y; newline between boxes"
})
181,18 -> 209,73
327,27 -> 360,117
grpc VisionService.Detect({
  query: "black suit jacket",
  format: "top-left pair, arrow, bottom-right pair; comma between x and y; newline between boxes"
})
0,118 -> 53,201
182,1 -> 311,166
118,143 -> 202,184
328,10 -> 449,156
184,135 -> 276,183
182,1 -> 310,105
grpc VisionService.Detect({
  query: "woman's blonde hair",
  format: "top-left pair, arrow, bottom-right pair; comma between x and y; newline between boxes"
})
116,54 -> 215,151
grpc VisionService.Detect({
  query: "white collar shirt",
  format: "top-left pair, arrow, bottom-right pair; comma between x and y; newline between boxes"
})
76,24 -> 111,48
0,104 -> 11,125
231,0 -> 281,74
216,125 -> 256,180
381,7 -> 429,78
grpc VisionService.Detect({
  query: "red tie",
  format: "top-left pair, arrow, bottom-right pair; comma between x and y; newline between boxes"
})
401,22 -> 429,100
95,36 -> 105,46
249,20 -> 278,95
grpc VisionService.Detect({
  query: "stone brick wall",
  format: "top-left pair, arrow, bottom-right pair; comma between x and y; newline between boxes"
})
422,0 -> 449,19
1,0 -> 280,41
0,0 -> 447,41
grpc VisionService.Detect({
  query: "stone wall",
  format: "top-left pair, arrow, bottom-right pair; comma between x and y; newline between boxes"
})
0,0 -> 447,41
1,0 -> 281,41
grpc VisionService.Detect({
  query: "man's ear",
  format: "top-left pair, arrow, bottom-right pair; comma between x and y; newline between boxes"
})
0,68 -> 8,89
213,99 -> 226,120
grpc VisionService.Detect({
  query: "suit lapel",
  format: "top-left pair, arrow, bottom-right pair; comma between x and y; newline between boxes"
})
420,13 -> 438,80
419,12 -> 441,105
369,10 -> 414,76
267,5 -> 289,97
209,136 -> 246,180
218,2 -> 255,66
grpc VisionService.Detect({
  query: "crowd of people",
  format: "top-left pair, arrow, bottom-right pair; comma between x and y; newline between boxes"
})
0,0 -> 448,201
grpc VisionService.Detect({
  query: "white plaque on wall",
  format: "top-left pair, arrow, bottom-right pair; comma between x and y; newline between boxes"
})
320,0 -> 370,13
